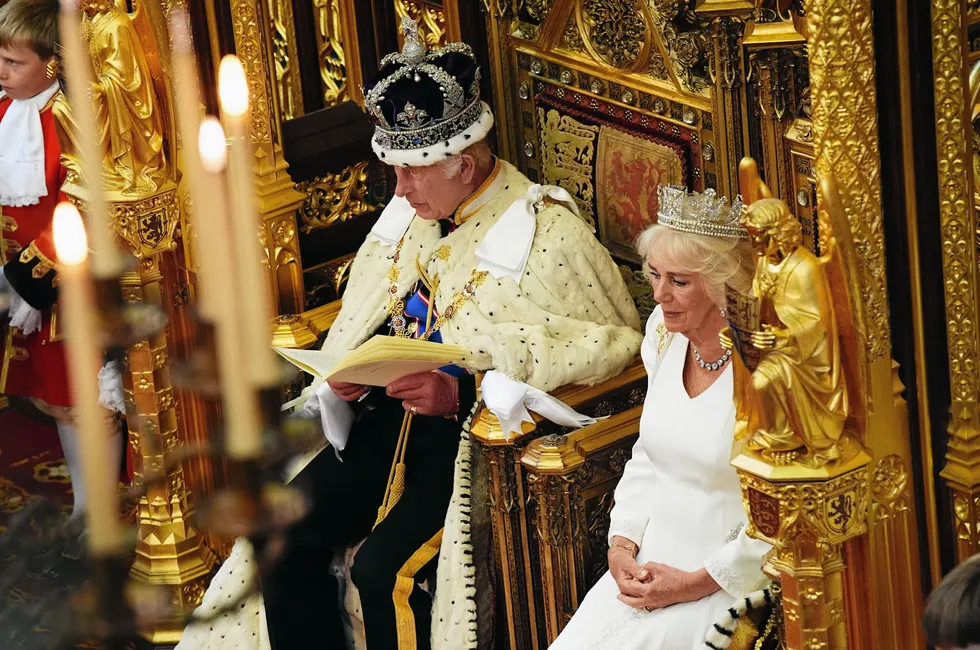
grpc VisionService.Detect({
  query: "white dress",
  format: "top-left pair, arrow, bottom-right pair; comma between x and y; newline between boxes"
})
549,308 -> 771,650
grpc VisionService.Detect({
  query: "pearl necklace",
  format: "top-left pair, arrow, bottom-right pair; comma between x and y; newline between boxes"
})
693,346 -> 731,371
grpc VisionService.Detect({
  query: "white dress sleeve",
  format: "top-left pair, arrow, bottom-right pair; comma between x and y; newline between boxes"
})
703,525 -> 773,599
606,308 -> 669,548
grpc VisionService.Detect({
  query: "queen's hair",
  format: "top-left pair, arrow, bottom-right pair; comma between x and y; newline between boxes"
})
636,223 -> 756,309
0,0 -> 59,58
922,553 -> 980,648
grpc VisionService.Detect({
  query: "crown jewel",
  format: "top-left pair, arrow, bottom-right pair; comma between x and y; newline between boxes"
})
656,185 -> 748,240
364,17 -> 479,133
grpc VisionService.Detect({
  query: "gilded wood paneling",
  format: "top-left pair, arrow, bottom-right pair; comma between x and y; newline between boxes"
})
932,0 -> 980,562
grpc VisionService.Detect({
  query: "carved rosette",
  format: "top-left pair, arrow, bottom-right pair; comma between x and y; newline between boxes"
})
581,0 -> 647,68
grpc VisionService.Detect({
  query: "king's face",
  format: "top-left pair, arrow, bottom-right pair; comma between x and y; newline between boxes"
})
392,163 -> 471,221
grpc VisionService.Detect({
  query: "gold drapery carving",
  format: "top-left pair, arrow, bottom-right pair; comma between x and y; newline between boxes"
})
267,0 -> 304,120
295,162 -> 377,233
931,0 -> 980,561
395,0 -> 458,49
314,0 -> 349,106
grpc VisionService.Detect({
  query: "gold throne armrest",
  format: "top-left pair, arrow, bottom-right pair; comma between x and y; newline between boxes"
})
468,358 -> 647,649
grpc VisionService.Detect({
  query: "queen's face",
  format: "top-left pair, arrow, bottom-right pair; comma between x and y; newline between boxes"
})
647,253 -> 717,337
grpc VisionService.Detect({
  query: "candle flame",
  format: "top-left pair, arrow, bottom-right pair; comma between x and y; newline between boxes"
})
53,202 -> 88,266
218,55 -> 249,118
199,117 -> 228,173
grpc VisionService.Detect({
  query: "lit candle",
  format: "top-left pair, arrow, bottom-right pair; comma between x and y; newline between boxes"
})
58,0 -> 124,278
52,203 -> 123,555
217,55 -> 281,388
167,10 -> 216,318
197,120 -> 263,460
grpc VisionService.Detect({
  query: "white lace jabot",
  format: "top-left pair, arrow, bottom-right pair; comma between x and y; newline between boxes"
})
0,82 -> 60,207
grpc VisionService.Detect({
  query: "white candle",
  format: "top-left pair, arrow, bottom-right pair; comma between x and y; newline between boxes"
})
57,0 -> 124,278
217,55 -> 281,388
52,203 -> 123,555
197,120 -> 263,460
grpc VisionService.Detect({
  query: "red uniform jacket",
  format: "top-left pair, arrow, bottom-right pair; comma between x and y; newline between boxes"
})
1,91 -> 72,408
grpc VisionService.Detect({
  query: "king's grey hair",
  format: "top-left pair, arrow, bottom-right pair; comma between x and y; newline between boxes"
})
439,141 -> 493,179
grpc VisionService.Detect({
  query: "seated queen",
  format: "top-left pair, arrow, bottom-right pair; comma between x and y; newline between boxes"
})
176,18 -> 642,650
548,187 -> 771,650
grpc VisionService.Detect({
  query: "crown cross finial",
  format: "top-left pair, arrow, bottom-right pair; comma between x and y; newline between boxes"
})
399,17 -> 426,65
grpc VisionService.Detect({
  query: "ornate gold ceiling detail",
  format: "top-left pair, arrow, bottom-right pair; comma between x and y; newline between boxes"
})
581,0 -> 648,68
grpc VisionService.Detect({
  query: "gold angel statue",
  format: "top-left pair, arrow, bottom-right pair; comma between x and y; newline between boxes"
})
60,0 -> 172,198
723,158 -> 870,468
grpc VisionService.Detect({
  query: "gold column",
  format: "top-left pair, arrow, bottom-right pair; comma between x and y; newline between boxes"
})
930,0 -> 980,561
695,2 -> 753,196
122,256 -> 217,645
804,0 -> 925,646
103,187 -> 218,644
230,0 -> 306,316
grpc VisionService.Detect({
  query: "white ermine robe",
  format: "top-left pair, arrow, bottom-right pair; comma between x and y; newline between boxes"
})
176,159 -> 643,650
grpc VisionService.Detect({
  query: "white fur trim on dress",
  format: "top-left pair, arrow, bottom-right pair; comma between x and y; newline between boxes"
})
703,587 -> 774,650
372,102 -> 494,168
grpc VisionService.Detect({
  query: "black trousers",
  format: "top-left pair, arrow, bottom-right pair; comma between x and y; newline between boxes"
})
263,393 -> 462,650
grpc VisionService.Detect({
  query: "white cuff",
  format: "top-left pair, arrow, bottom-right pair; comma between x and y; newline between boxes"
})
8,291 -> 41,335
607,518 -> 648,549
97,360 -> 125,414
480,370 -> 596,440
315,382 -> 354,459
703,527 -> 772,599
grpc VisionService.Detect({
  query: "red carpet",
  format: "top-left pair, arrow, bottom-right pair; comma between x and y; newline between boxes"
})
0,405 -> 136,649
0,408 -> 73,531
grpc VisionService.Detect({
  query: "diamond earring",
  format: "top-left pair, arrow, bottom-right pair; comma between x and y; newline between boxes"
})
720,308 -> 727,318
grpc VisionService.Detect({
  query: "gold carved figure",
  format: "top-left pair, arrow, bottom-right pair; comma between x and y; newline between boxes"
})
61,0 -> 168,197
724,159 -> 870,469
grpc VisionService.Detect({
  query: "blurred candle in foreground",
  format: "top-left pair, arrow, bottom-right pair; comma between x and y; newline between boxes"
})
58,0 -> 124,278
52,203 -> 123,555
197,119 -> 263,460
217,55 -> 280,388
168,9 -> 214,317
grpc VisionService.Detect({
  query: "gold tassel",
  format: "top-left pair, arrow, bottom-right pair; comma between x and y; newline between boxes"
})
375,412 -> 414,529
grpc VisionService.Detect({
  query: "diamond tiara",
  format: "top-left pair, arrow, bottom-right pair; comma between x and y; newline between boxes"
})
656,185 -> 748,240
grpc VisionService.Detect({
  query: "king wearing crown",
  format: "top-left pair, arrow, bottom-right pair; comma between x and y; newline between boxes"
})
175,20 -> 642,650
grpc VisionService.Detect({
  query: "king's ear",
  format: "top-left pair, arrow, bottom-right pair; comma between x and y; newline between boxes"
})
458,153 -> 478,185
